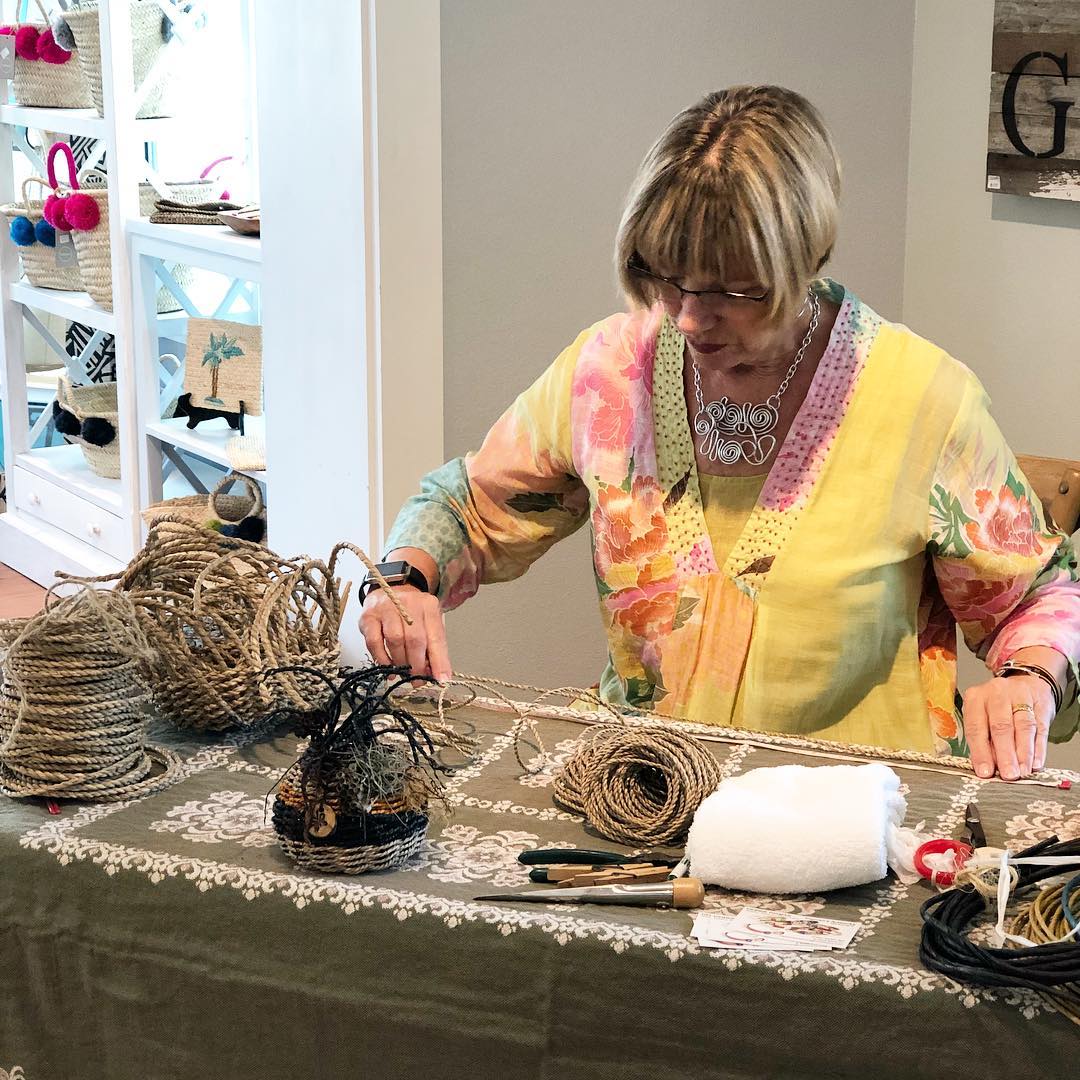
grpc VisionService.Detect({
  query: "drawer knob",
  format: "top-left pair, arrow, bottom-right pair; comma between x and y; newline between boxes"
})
87,524 -> 102,537
29,492 -> 41,506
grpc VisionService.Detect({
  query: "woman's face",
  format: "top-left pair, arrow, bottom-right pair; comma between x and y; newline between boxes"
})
659,267 -> 803,375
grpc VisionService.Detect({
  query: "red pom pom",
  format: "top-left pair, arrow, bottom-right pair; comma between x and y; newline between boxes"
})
35,28 -> 70,65
14,25 -> 40,60
64,193 -> 100,231
43,194 -> 71,231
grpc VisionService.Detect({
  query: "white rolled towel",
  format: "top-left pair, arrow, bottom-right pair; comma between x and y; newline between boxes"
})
685,762 -> 908,893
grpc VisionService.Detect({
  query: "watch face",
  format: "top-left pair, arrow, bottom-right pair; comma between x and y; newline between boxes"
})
380,561 -> 409,578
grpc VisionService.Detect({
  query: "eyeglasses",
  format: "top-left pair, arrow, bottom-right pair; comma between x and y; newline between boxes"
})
626,260 -> 769,307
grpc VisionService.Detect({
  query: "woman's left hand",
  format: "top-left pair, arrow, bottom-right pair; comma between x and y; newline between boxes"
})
961,675 -> 1055,780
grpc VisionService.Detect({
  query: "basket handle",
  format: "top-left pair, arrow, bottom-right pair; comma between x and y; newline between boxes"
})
199,155 -> 233,179
46,141 -> 79,193
210,471 -> 264,519
20,175 -> 50,214
56,374 -> 78,415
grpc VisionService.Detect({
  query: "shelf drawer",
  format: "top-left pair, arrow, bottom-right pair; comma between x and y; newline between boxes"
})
11,466 -> 131,562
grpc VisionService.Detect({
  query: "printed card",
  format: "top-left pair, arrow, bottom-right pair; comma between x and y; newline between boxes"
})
691,914 -> 820,952
726,907 -> 861,950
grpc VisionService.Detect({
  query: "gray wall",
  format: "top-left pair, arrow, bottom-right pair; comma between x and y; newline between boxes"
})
439,0 -> 918,688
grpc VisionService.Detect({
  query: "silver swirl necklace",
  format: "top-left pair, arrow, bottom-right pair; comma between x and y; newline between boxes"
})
691,290 -> 820,467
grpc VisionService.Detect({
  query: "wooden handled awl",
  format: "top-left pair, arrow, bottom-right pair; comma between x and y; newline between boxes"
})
474,877 -> 705,910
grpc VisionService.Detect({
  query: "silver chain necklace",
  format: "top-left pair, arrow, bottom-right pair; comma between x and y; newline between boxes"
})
691,290 -> 820,467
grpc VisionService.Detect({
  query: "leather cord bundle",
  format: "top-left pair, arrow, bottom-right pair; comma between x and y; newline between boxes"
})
920,835 -> 1080,1024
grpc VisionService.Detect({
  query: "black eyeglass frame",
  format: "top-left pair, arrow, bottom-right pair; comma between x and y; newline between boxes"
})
626,260 -> 770,304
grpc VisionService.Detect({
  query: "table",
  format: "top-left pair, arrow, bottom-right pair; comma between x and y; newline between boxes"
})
1,704 -> 1078,1079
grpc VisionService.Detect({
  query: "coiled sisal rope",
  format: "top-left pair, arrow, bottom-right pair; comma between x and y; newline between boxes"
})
55,518 -> 414,734
551,725 -> 723,846
0,587 -> 180,801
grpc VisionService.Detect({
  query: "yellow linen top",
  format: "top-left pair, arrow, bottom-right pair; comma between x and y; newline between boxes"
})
697,472 -> 768,569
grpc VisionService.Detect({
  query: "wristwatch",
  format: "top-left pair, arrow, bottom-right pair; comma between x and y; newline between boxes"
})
358,560 -> 431,604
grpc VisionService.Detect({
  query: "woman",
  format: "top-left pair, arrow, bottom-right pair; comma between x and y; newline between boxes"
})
361,85 -> 1080,780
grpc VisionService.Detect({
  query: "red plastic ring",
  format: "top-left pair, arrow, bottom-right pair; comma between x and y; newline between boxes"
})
914,838 -> 974,887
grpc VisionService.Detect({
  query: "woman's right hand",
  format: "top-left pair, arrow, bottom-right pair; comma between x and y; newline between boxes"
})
360,584 -> 452,684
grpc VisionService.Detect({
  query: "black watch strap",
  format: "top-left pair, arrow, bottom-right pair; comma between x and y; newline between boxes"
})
359,560 -> 430,604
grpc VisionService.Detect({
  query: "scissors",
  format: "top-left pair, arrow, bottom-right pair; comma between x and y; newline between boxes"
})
914,802 -> 986,887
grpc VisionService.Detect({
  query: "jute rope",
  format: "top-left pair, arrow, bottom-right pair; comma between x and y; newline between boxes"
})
425,674 -> 1072,788
0,587 -> 180,801
551,725 -> 723,846
57,520 -> 413,734
413,674 -> 1076,846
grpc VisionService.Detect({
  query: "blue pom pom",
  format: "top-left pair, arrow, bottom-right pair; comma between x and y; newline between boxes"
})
10,215 -> 36,247
34,219 -> 56,247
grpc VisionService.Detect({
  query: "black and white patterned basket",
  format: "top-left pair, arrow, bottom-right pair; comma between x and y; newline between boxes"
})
272,770 -> 428,875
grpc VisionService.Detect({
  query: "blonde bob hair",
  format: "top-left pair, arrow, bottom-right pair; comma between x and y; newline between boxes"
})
615,85 -> 841,323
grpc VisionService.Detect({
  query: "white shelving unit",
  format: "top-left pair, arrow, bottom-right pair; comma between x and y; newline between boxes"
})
0,0 -> 259,580
0,0 -> 446,664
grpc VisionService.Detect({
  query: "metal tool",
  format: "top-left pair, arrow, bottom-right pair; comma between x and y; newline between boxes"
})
474,878 -> 705,910
963,801 -> 987,849
517,848 -> 680,868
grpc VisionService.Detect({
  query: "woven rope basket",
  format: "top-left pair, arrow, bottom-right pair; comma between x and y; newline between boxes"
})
67,188 -> 112,310
1,176 -> 83,291
141,471 -> 265,537
272,768 -> 429,875
0,588 -> 179,802
57,376 -> 120,479
7,19 -> 93,108
66,0 -> 171,118
138,180 -> 214,218
109,520 -> 351,734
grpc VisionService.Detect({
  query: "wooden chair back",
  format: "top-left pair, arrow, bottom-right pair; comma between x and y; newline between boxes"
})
1017,455 -> 1080,535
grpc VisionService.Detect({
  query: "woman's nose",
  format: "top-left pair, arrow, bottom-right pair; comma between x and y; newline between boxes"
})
674,294 -> 720,338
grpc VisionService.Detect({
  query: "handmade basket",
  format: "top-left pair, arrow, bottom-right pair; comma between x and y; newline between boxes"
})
272,767 -> 429,874
141,470 -> 266,542
43,142 -> 113,309
138,180 -> 215,218
0,588 -> 179,802
1,176 -> 83,291
56,376 -> 120,479
66,0 -> 172,118
265,666 -> 457,876
67,187 -> 110,308
3,3 -> 94,109
110,520 -> 352,733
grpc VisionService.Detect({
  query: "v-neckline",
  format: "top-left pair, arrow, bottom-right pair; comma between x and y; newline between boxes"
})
652,278 -> 869,594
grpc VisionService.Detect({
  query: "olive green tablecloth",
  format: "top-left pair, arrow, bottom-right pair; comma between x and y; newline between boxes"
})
1,705 -> 1078,1079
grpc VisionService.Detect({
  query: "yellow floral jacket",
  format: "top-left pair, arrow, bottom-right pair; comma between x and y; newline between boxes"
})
386,280 -> 1080,754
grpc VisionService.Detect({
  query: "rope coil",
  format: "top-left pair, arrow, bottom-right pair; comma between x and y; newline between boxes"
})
552,725 -> 723,846
0,587 -> 180,801
56,520 -> 381,734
